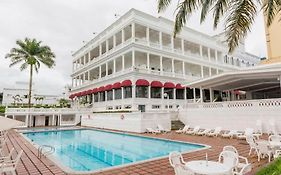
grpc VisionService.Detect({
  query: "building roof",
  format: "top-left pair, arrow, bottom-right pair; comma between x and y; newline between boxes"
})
186,63 -> 281,91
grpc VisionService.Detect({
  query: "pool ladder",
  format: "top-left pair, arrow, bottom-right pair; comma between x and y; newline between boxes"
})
38,145 -> 55,159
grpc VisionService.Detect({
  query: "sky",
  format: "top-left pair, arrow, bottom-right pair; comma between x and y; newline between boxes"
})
0,0 -> 267,95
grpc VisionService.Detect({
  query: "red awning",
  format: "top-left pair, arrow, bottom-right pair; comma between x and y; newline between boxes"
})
164,82 -> 175,88
151,81 -> 163,88
98,86 -> 105,92
113,82 -> 121,89
121,80 -> 132,87
105,84 -> 113,91
69,94 -> 74,99
92,88 -> 98,94
136,79 -> 149,86
77,92 -> 82,97
81,91 -> 87,96
176,83 -> 185,89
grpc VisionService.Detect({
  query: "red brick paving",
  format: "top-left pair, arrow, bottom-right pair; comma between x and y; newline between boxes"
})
2,130 -> 269,175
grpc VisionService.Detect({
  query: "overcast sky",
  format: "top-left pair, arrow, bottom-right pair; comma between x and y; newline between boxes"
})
0,0 -> 267,95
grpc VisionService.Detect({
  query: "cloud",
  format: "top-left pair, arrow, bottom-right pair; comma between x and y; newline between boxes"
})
0,0 -> 267,94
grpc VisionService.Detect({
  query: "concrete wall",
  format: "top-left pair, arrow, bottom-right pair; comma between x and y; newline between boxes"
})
179,98 -> 281,134
81,112 -> 171,133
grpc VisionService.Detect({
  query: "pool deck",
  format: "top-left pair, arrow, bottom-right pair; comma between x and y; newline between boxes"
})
3,129 -> 267,175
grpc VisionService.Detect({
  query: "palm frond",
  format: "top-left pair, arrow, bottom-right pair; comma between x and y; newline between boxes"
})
20,62 -> 28,71
212,0 -> 230,29
200,0 -> 215,23
225,0 -> 257,53
157,0 -> 172,13
263,0 -> 281,27
174,0 -> 200,36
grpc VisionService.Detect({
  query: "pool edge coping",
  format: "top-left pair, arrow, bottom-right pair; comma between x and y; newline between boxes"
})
19,127 -> 211,175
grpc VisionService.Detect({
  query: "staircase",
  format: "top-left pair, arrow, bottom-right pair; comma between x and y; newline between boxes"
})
171,120 -> 185,130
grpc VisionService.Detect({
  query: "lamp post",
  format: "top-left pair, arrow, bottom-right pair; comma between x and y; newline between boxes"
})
164,92 -> 169,112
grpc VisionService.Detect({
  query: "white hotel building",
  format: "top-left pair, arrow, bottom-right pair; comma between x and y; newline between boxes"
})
70,9 -> 260,113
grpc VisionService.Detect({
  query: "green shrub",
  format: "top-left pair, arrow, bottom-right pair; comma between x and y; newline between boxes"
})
256,157 -> 281,175
0,106 -> 5,114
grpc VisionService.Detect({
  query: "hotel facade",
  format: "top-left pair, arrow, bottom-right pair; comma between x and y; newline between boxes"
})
70,9 -> 259,112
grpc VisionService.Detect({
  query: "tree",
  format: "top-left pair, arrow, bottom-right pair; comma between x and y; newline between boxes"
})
6,38 -> 55,108
59,98 -> 70,108
157,0 -> 281,52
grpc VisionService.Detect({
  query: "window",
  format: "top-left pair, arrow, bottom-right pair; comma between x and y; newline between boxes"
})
115,105 -> 122,109
106,106 -> 113,110
114,88 -> 122,99
186,88 -> 194,99
99,92 -> 105,102
136,86 -> 148,98
164,88 -> 174,99
107,90 -> 113,101
138,105 -> 146,112
124,105 -> 132,109
151,87 -> 162,98
176,89 -> 184,99
152,105 -> 160,109
123,87 -> 132,98
94,93 -> 99,102
88,94 -> 93,104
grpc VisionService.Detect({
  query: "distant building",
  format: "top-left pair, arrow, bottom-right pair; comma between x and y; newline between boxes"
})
262,12 -> 281,64
2,81 -> 61,106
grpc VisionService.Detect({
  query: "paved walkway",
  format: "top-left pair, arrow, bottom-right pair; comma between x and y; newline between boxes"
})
2,130 -> 268,175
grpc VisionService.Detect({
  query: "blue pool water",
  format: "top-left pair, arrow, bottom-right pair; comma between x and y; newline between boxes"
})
24,129 -> 205,172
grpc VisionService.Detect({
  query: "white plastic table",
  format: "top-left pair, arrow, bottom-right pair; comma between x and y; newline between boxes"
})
185,160 -> 232,175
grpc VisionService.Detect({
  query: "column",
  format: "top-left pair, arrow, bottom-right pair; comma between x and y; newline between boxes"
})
146,27 -> 149,45
13,115 -> 15,120
159,32 -> 162,49
171,36 -> 174,50
131,23 -> 135,40
161,88 -> 164,100
200,87 -> 203,103
181,39 -> 184,54
132,50 -> 135,68
184,88 -> 187,100
29,115 -> 32,127
112,89 -> 115,100
193,88 -> 196,103
200,65 -> 204,78
173,88 -> 176,100
215,50 -> 218,63
88,52 -> 91,61
113,35 -> 116,47
106,62 -> 108,76
59,114 -> 62,126
106,40 -> 109,53
99,44 -> 102,56
147,53 -> 150,70
210,88 -> 214,102
216,69 -> 219,74
52,114 -> 55,126
132,85 -> 136,98
148,86 -> 151,99
122,55 -> 125,70
199,45 -> 203,58
172,59 -> 175,76
160,56 -> 163,75
88,71 -> 90,81
99,66 -> 102,79
122,29 -> 125,43
209,67 -> 212,76
121,87 -> 124,99
105,91 -> 107,101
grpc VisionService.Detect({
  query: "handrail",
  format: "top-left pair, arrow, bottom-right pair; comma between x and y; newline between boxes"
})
38,145 -> 55,159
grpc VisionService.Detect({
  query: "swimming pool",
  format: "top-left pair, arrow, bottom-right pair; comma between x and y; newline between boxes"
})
24,129 -> 207,173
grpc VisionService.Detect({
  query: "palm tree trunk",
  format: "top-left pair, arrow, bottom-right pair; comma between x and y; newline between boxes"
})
28,65 -> 33,108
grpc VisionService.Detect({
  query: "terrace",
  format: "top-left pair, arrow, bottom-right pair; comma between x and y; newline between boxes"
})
2,129 -> 268,175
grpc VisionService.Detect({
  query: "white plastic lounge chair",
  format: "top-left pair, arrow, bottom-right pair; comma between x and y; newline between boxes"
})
0,148 -> 15,162
206,127 -> 222,137
233,164 -> 252,175
256,141 -> 273,162
146,128 -> 161,134
237,128 -> 261,140
274,150 -> 281,159
223,146 -> 250,173
218,150 -> 239,172
186,126 -> 200,135
268,135 -> 281,142
196,128 -> 211,136
221,130 -> 238,139
0,150 -> 23,175
0,138 -> 7,149
169,152 -> 194,175
176,125 -> 190,134
157,124 -> 169,133
246,135 -> 258,156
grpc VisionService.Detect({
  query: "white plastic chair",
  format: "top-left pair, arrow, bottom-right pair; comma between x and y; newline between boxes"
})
0,148 -> 15,162
186,126 -> 200,135
246,135 -> 258,156
274,150 -> 281,159
196,128 -> 211,136
207,127 -> 222,137
222,130 -> 238,139
218,150 -> 238,172
233,164 -> 252,175
157,124 -> 169,133
223,146 -> 250,172
146,128 -> 161,134
169,152 -> 194,175
268,135 -> 281,142
237,128 -> 254,140
176,125 -> 190,134
256,120 -> 263,135
268,119 -> 277,135
0,150 -> 23,175
256,141 -> 273,162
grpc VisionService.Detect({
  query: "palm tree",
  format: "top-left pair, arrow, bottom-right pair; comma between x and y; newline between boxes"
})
6,38 -> 55,108
157,0 -> 281,52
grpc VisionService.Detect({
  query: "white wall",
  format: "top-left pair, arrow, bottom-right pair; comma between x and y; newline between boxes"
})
179,98 -> 281,134
81,112 -> 171,133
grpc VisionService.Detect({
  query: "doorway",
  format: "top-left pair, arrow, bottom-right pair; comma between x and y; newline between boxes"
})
32,116 -> 36,127
45,116 -> 49,126
55,116 -> 59,126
